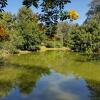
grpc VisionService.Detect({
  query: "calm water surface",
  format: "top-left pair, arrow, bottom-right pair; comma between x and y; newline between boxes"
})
0,51 -> 100,100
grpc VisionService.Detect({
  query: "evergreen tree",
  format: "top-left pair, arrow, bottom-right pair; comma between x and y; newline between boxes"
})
17,6 -> 45,50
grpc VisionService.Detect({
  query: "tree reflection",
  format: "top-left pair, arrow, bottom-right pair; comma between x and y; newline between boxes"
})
86,80 -> 100,100
0,81 -> 12,97
17,66 -> 50,95
0,65 -> 50,97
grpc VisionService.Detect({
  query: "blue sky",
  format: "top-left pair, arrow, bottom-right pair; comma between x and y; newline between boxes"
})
4,0 -> 91,25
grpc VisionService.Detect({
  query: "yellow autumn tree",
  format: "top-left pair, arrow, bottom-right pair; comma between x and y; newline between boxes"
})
67,10 -> 80,21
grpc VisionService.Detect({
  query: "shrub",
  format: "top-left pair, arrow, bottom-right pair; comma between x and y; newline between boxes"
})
46,40 -> 63,48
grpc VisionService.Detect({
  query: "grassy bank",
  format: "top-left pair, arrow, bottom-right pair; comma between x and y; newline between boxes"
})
15,46 -> 71,55
39,46 -> 71,52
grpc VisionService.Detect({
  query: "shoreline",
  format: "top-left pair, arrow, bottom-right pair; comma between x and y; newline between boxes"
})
0,47 -> 71,57
39,46 -> 70,52
17,46 -> 71,54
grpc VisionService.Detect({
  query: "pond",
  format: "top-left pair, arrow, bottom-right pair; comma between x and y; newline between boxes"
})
0,51 -> 100,100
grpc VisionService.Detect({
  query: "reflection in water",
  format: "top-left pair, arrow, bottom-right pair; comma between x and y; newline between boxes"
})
86,80 -> 100,100
0,66 -> 50,97
0,71 -> 92,100
32,71 -> 90,100
0,51 -> 100,100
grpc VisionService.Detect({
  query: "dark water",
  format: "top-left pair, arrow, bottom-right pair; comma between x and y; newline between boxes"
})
0,51 -> 100,100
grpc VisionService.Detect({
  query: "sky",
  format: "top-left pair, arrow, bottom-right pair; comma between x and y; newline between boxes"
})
4,0 -> 91,25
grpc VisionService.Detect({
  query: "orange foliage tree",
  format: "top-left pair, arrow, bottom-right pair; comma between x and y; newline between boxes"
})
0,26 -> 8,41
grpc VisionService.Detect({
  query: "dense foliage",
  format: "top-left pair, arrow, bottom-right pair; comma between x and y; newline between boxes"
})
57,18 -> 100,54
0,7 -> 46,53
0,0 -> 99,57
0,0 -> 72,37
70,19 -> 100,54
17,7 -> 46,50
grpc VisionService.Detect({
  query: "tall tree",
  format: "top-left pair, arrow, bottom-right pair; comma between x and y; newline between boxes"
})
86,0 -> 100,21
0,12 -> 24,53
17,6 -> 45,50
0,0 -> 7,11
39,0 -> 71,37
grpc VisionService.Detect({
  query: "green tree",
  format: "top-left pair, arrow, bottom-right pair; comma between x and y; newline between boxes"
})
0,0 -> 7,12
0,12 -> 23,53
40,0 -> 71,37
57,22 -> 73,47
69,19 -> 100,54
17,6 -> 46,50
